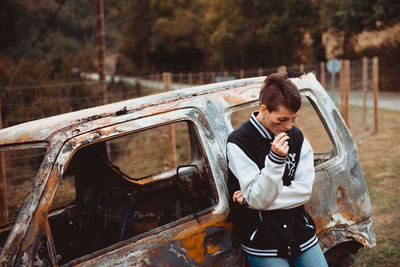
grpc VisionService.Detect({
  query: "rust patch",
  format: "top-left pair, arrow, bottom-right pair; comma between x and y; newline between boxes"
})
206,241 -> 221,255
172,213 -> 231,263
336,129 -> 343,145
180,231 -> 207,263
313,216 -> 331,235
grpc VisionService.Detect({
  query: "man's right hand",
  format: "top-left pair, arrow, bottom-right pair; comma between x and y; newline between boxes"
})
271,132 -> 290,157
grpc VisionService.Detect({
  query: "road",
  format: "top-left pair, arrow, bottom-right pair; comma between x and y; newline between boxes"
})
333,90 -> 400,111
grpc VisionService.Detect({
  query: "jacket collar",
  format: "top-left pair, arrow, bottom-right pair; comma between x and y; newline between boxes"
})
250,111 -> 273,140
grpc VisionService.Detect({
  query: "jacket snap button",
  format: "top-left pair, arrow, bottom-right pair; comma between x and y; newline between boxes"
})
283,224 -> 287,228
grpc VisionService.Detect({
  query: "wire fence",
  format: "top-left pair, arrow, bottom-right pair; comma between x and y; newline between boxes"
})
0,57 -> 379,223
0,58 -> 377,129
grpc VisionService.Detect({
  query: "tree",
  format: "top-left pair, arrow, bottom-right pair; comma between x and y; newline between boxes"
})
321,0 -> 400,57
205,0 -> 317,70
151,7 -> 209,72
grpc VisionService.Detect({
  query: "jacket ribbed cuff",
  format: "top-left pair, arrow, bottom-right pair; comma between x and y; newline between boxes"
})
268,151 -> 286,164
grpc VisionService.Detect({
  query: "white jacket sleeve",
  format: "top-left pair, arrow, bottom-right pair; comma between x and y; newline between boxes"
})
266,138 -> 315,210
227,142 -> 285,210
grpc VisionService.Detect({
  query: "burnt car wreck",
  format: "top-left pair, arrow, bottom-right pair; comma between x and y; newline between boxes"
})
0,74 -> 375,266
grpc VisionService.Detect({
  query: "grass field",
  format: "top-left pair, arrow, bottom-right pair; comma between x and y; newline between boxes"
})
351,108 -> 400,266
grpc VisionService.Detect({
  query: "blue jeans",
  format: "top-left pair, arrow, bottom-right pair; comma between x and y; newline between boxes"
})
246,244 -> 328,267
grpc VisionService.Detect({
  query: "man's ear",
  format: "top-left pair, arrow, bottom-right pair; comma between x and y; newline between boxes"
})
260,104 -> 268,113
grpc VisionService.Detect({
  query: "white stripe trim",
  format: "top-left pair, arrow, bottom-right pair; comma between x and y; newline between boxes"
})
301,237 -> 318,252
250,229 -> 258,241
250,112 -> 273,139
242,244 -> 278,253
300,235 -> 318,249
242,245 -> 278,253
306,224 -> 314,229
243,251 -> 277,257
242,236 -> 318,257
268,151 -> 286,164
250,116 -> 267,139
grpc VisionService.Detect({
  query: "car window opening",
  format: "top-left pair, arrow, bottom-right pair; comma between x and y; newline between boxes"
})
48,121 -> 216,264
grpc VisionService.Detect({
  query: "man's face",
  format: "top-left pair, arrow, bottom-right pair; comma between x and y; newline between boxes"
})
258,104 -> 299,135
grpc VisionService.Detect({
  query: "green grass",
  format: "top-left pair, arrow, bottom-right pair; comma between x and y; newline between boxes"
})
351,108 -> 400,266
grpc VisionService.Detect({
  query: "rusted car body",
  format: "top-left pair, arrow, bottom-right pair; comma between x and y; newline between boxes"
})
0,74 -> 375,266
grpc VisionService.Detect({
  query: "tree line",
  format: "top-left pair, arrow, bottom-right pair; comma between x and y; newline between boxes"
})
0,0 -> 399,86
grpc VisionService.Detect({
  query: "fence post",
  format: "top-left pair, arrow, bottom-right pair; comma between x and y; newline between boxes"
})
339,59 -> 344,113
211,72 -> 216,83
344,60 -> 350,127
95,0 -> 107,105
258,68 -> 263,77
199,72 -> 204,85
224,71 -> 228,81
188,73 -> 193,85
277,65 -> 286,74
136,82 -> 143,96
299,64 -> 304,73
373,57 -> 379,133
0,149 -> 6,225
362,57 -> 368,123
320,62 -> 326,88
179,72 -> 183,84
240,69 -> 244,79
0,104 -> 7,224
163,73 -> 177,168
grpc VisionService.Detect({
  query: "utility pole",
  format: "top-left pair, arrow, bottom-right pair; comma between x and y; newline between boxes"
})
95,0 -> 106,105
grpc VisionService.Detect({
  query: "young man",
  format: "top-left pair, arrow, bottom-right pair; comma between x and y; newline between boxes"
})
227,73 -> 328,267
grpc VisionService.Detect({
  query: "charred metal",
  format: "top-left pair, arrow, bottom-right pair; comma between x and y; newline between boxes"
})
0,75 -> 375,266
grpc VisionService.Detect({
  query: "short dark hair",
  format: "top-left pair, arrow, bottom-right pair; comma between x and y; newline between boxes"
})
259,73 -> 301,112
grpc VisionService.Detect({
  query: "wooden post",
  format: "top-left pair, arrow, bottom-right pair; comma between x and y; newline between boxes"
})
0,104 -> 7,224
188,73 -> 193,85
240,69 -> 244,79
163,72 -> 172,91
258,68 -> 263,77
95,0 -> 107,105
223,71 -> 228,81
320,62 -> 326,88
277,65 -> 287,74
163,73 -> 176,168
362,57 -> 368,123
299,64 -> 304,73
373,57 -> 379,133
199,72 -> 204,85
179,72 -> 183,84
339,59 -> 344,113
137,82 -> 143,96
0,150 -> 6,225
344,60 -> 350,128
211,72 -> 216,83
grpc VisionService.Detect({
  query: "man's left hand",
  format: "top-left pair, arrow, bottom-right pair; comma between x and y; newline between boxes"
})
233,190 -> 245,205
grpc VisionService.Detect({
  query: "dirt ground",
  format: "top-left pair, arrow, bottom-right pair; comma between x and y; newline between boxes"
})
351,108 -> 400,266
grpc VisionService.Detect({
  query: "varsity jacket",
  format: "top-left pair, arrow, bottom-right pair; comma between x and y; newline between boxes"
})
227,112 -> 318,258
